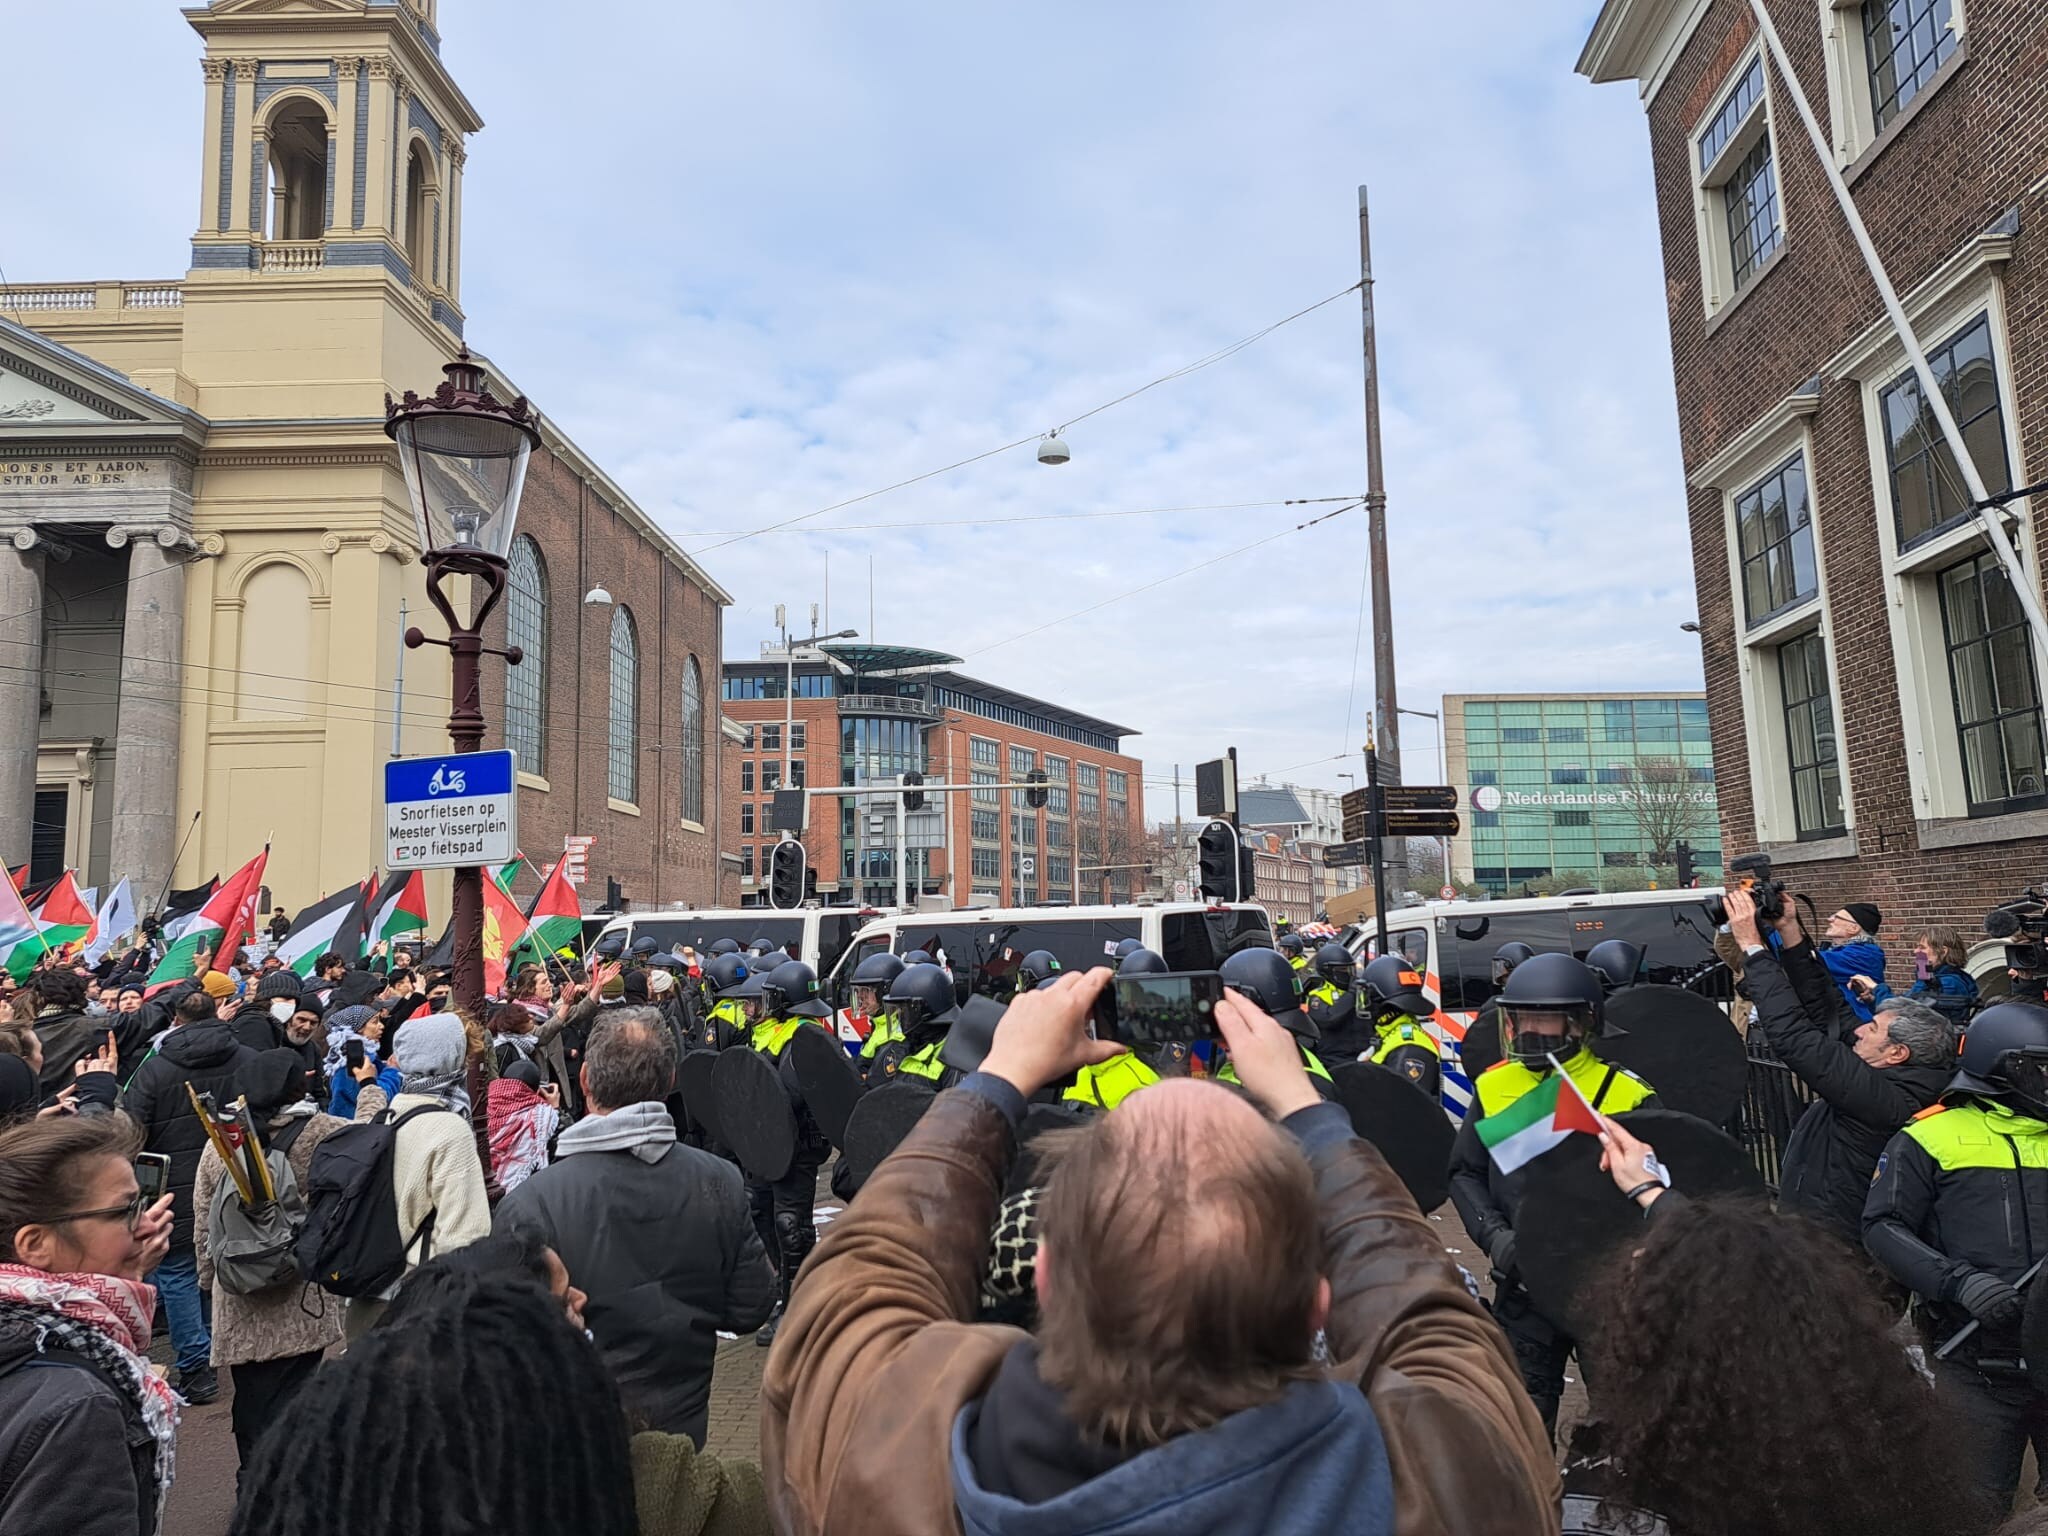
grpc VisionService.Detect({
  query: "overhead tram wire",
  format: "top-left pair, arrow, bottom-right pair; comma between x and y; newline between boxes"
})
669,495 -> 1360,539
684,280 -> 1364,558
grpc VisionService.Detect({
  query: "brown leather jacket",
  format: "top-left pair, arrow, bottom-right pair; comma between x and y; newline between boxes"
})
761,1085 -> 1559,1536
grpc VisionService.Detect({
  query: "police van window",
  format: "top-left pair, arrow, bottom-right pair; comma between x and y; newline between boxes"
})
1566,900 -> 1721,987
1437,910 -> 1575,1010
636,916 -> 805,955
1366,928 -> 1428,968
1160,909 -> 1275,969
897,918 -> 1142,1002
816,914 -> 861,980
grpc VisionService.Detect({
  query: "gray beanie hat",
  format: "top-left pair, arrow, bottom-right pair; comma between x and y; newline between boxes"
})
393,1010 -> 468,1079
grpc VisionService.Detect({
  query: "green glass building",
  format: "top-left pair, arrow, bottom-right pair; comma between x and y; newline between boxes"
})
1444,693 -> 1722,896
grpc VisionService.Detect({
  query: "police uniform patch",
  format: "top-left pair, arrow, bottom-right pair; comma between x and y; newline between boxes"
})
1875,1152 -> 1887,1179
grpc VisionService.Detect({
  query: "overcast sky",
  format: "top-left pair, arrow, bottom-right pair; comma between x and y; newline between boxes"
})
8,1 -> 1698,817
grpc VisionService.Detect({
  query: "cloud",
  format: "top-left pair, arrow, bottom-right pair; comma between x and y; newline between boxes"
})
5,0 -> 1694,811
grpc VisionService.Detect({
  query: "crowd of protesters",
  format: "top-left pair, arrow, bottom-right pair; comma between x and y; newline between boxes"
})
2,888 -> 2047,1536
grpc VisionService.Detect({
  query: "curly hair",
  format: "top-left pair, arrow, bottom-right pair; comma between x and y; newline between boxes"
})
1578,1197 -> 1969,1536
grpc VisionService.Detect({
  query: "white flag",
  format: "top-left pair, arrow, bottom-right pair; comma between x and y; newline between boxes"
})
83,879 -> 136,967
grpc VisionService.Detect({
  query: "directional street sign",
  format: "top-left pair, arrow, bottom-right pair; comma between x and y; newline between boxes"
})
1382,811 -> 1461,838
385,749 -> 518,870
1324,840 -> 1369,868
1340,787 -> 1372,821
1379,784 -> 1458,812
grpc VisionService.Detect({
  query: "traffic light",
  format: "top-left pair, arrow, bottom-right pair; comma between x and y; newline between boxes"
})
1675,840 -> 1696,889
901,769 -> 925,814
768,839 -> 806,910
1197,819 -> 1240,901
1237,840 -> 1258,902
1025,769 -> 1048,809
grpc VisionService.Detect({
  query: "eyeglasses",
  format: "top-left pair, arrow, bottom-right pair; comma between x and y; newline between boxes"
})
51,1192 -> 147,1232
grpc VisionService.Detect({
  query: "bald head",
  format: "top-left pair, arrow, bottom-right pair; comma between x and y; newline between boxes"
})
1032,1077 -> 1328,1449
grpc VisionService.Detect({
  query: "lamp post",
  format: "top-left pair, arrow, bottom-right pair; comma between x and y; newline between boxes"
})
386,351 -> 540,1012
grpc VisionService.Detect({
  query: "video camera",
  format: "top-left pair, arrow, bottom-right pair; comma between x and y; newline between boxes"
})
1703,852 -> 1788,928
1985,889 -> 2048,999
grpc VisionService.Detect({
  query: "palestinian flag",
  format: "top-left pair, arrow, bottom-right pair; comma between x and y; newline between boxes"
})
493,855 -> 523,894
0,873 -> 48,982
149,846 -> 268,984
512,859 -> 581,965
6,865 -> 24,892
1474,1068 -> 1604,1174
277,887 -> 367,978
31,872 -> 95,951
482,878 -> 531,998
367,870 -> 430,949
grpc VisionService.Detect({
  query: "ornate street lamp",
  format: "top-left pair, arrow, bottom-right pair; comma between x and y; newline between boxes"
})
386,350 -> 540,1011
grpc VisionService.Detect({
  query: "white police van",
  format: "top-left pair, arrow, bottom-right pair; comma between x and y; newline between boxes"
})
586,907 -> 872,980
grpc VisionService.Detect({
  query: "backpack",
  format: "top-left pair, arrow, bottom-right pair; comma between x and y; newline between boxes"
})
294,1104 -> 450,1298
206,1117 -> 313,1297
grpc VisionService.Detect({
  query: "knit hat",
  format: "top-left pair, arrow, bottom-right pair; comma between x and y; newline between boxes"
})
393,1010 -> 467,1079
240,1048 -> 310,1115
116,983 -> 146,1001
621,970 -> 650,1003
504,1059 -> 543,1090
1844,902 -> 1883,935
324,1004 -> 377,1039
647,968 -> 674,997
200,970 -> 236,1001
256,969 -> 303,1002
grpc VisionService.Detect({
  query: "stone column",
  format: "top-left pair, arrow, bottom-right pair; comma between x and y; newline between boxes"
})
0,533 -> 46,868
334,60 -> 359,235
441,132 -> 465,302
199,59 -> 228,234
228,59 -> 258,235
363,60 -> 395,238
106,529 -> 188,905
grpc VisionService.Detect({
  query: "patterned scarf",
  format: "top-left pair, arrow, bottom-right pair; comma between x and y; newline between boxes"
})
0,1264 -> 180,1524
485,1077 -> 558,1194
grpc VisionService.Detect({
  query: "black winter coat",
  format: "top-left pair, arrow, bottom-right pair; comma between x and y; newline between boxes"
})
121,1022 -> 258,1250
33,1010 -> 149,1102
1748,942 -> 1951,1243
494,1136 -> 777,1446
0,1316 -> 157,1536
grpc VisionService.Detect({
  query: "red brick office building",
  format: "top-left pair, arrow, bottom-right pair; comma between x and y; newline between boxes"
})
1580,0 -> 2048,964
720,643 -> 1145,909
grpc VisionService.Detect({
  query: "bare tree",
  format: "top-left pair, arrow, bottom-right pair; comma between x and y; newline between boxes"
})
1619,756 -> 1709,863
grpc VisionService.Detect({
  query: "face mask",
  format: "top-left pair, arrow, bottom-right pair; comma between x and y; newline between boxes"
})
85,1001 -> 109,1016
271,1000 -> 295,1023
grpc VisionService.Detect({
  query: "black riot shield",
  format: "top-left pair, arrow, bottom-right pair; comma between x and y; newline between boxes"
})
789,1024 -> 866,1151
1596,985 -> 1747,1126
678,1050 -> 723,1147
712,1047 -> 798,1183
842,1080 -> 938,1188
1328,1061 -> 1454,1213
1455,1007 -> 1503,1083
938,995 -> 1008,1078
1517,1108 -> 1764,1338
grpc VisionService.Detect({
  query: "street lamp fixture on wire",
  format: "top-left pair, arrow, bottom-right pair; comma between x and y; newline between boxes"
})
387,350 -> 542,1011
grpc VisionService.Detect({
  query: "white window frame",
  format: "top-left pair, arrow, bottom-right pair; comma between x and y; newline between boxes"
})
1836,249 -> 2034,827
1691,46 -> 1787,321
1819,0 -> 1968,169
1692,385 -> 1854,851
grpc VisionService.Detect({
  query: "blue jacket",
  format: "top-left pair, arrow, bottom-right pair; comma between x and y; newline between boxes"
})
327,1061 -> 402,1119
1819,940 -> 1890,1024
950,1372 -> 1395,1536
1909,964 -> 1979,1026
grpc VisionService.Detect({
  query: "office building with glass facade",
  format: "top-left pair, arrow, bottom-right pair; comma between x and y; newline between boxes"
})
1445,693 -> 1721,896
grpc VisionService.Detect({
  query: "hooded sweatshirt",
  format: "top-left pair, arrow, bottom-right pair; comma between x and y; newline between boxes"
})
950,1340 -> 1394,1536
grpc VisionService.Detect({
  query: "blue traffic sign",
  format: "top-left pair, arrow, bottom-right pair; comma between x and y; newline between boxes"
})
384,749 -> 519,870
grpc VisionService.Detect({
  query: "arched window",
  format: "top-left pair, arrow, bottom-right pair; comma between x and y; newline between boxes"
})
681,655 -> 705,825
607,606 -> 639,804
504,535 -> 547,777
404,142 -> 435,284
263,100 -> 330,242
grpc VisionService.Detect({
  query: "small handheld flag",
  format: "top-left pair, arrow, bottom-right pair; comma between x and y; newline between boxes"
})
1474,1054 -> 1606,1174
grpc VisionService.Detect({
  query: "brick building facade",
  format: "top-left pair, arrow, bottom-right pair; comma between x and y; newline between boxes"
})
720,643 -> 1145,909
479,431 -> 730,914
1580,0 -> 2048,970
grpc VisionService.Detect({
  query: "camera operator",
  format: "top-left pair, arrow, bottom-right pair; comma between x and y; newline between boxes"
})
1727,889 -> 1953,1244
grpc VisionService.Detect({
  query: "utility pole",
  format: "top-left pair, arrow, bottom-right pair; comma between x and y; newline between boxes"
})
1173,763 -> 1185,894
1358,185 -> 1405,901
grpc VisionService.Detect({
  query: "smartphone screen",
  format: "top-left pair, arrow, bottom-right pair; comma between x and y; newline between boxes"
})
1111,972 -> 1226,1046
134,1153 -> 170,1205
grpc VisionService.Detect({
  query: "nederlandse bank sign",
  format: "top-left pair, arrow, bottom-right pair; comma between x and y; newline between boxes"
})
1486,788 -> 1715,809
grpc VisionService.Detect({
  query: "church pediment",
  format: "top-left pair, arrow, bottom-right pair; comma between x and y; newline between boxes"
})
0,318 -> 207,443
199,0 -> 368,16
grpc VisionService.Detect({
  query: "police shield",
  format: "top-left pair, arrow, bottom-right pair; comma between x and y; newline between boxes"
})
2024,1266 -> 2048,1397
788,1024 -> 866,1150
939,994 -> 1009,1078
1595,985 -> 1747,1127
1516,1108 -> 1764,1338
678,1050 -> 722,1147
712,1048 -> 798,1183
1328,1061 -> 1455,1213
1456,1008 -> 1503,1083
842,1079 -> 938,1188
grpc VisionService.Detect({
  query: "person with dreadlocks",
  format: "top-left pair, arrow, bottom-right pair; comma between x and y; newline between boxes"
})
0,1115 -> 179,1536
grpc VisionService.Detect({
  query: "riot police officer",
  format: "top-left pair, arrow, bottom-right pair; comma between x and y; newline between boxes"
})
1865,1000 -> 2048,1518
747,959 -> 834,1347
870,963 -> 961,1084
1016,949 -> 1064,996
1361,954 -> 1442,1093
848,951 -> 907,1066
1303,943 -> 1373,1062
1585,938 -> 1645,993
1215,948 -> 1333,1093
698,954 -> 754,1051
1448,952 -> 1656,1436
1469,941 -> 1535,1067
1277,931 -> 1309,974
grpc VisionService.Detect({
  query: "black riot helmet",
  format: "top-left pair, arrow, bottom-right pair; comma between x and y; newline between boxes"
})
747,937 -> 780,958
1220,948 -> 1312,1038
706,954 -> 749,993
1489,941 -> 1536,988
1112,938 -> 1145,962
630,935 -> 661,961
1276,932 -> 1306,957
1312,943 -> 1356,991
708,938 -> 742,957
902,949 -> 935,968
1117,947 -> 1170,977
884,963 -> 959,1036
850,951 -> 907,991
1018,950 -> 1063,991
1497,953 -> 1605,1067
764,960 -> 830,1019
1584,939 -> 1645,994
1951,1001 -> 2048,1118
1362,954 -> 1430,1027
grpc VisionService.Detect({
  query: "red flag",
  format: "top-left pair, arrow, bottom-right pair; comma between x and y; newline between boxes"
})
482,878 -> 531,998
212,845 -> 270,968
6,865 -> 25,892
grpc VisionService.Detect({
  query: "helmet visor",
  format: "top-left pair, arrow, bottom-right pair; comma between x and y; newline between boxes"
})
1999,1049 -> 2048,1117
1500,1003 -> 1592,1066
1323,963 -> 1354,991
